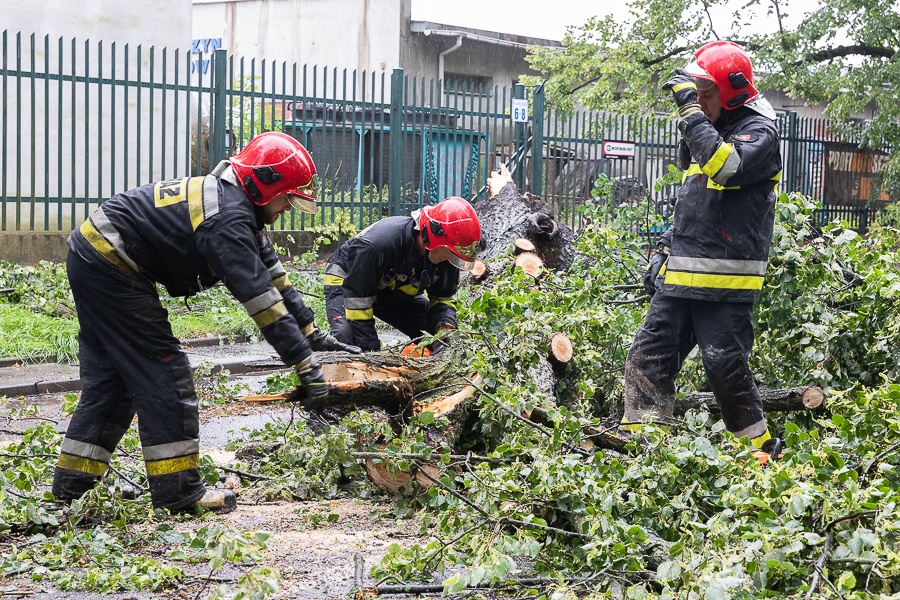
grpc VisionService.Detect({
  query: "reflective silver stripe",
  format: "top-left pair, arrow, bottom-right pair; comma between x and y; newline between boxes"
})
732,419 -> 768,441
667,256 -> 767,276
202,175 -> 221,222
711,150 -> 742,186
92,207 -> 142,272
324,263 -> 348,278
268,262 -> 287,279
142,440 -> 200,461
61,438 -> 113,463
345,296 -> 376,310
243,288 -> 283,315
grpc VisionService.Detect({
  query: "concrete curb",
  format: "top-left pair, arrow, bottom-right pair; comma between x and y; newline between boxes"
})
0,338 -> 279,399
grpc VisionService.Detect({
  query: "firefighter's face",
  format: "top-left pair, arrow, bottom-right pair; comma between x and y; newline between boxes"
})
427,246 -> 453,264
263,194 -> 293,224
698,85 -> 723,122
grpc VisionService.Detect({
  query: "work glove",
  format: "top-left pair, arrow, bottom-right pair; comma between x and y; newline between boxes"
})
430,323 -> 456,355
307,327 -> 362,354
662,68 -> 702,118
291,356 -> 330,409
643,245 -> 670,296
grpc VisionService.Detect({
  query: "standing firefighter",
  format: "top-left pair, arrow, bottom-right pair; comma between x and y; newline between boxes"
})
323,197 -> 481,352
53,132 -> 360,514
622,41 -> 785,463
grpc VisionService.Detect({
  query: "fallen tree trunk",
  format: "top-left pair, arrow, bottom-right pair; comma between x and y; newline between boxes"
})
476,164 -> 574,272
675,385 -> 825,415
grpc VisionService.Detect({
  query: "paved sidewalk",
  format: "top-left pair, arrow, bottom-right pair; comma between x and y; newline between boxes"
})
0,338 -> 283,398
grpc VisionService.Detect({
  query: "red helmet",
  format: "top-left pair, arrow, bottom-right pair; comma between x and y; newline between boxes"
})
230,132 -> 319,213
684,41 -> 758,110
419,197 -> 482,270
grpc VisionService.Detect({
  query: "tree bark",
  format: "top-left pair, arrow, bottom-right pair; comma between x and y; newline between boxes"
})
476,164 -> 574,271
675,386 -> 825,415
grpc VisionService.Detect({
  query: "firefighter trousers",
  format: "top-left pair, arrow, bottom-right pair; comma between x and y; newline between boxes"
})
52,250 -> 206,511
622,294 -> 767,440
324,286 -> 430,350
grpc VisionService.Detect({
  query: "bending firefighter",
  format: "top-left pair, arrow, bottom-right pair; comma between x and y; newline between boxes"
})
53,132 -> 359,514
622,41 -> 785,464
323,197 -> 481,351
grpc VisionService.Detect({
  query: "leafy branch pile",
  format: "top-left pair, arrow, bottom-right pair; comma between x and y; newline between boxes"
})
1,192 -> 899,598
224,192 -> 900,597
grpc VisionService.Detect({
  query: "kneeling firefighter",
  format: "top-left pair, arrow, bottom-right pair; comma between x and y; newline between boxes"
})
323,197 -> 482,352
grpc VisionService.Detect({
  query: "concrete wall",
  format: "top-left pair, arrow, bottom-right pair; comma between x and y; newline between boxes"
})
192,0 -> 407,75
3,0 -> 191,47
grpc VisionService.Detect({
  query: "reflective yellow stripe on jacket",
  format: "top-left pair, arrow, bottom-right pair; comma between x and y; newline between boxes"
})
663,256 -> 767,291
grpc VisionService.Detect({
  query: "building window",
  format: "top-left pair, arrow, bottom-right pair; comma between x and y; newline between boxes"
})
444,72 -> 493,95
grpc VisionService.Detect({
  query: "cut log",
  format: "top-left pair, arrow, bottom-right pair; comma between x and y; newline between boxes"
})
674,385 -> 825,415
514,252 -> 543,278
513,238 -> 536,254
362,451 -> 440,494
548,333 -> 573,371
469,259 -> 488,280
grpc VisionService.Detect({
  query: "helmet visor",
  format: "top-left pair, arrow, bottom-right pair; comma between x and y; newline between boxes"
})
285,193 -> 317,214
293,173 -> 320,200
446,239 -> 481,270
683,57 -> 716,89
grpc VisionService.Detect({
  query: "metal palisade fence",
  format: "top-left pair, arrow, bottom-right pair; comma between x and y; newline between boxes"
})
0,31 -> 890,235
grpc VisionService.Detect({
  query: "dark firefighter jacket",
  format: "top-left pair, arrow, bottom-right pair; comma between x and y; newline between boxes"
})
658,105 -> 782,302
323,216 -> 459,351
67,163 -> 313,367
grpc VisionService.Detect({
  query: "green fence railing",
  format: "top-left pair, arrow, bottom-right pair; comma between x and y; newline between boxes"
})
0,30 -> 891,235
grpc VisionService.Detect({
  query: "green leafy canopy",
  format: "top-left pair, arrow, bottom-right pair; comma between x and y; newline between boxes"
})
524,0 -> 900,189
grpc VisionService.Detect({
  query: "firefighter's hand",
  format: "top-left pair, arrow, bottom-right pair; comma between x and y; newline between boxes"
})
430,323 -> 455,355
662,68 -> 702,118
293,356 -> 330,409
643,246 -> 669,296
307,328 -> 362,354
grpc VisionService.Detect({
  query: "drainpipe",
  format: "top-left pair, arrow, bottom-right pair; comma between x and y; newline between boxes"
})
437,35 -> 463,107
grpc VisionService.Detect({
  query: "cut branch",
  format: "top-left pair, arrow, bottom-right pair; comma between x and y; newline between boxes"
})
674,386 -> 824,415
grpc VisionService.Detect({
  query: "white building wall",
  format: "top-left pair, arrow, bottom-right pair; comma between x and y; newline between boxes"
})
1,0 -> 193,231
192,0 -> 404,74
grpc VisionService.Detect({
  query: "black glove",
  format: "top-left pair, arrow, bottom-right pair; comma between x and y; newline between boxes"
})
307,328 -> 362,354
429,323 -> 455,355
643,246 -> 669,296
662,68 -> 702,118
292,356 -> 330,409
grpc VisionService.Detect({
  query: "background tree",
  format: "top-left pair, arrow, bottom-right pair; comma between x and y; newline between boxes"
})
524,0 -> 900,192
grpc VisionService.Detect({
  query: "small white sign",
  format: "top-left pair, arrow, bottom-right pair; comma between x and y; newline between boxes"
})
603,140 -> 636,159
511,99 -> 529,122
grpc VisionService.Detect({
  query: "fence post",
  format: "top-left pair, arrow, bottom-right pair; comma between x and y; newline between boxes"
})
784,110 -> 798,195
531,83 -> 544,195
388,68 -> 404,216
513,83 -> 526,190
210,48 -> 228,168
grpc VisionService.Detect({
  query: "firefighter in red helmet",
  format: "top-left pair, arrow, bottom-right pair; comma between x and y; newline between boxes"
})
53,132 -> 359,516
323,196 -> 482,351
622,41 -> 786,465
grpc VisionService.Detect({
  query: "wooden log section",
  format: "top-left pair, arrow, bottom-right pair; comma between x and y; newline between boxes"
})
514,252 -> 543,278
469,259 -> 488,281
513,237 -> 536,254
362,374 -> 482,493
675,385 -> 824,415
548,333 -> 573,371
